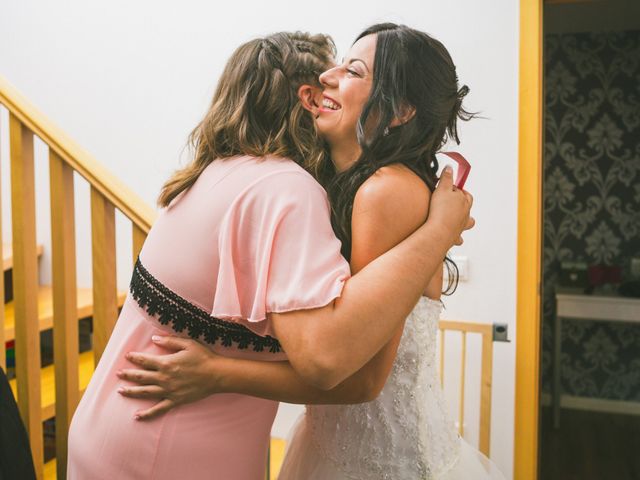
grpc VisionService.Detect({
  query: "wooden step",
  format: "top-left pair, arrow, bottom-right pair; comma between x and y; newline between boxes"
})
269,437 -> 286,479
44,458 -> 56,480
9,350 -> 94,421
3,242 -> 44,272
4,286 -> 127,342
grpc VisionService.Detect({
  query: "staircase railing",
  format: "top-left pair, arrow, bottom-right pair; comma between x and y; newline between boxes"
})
439,319 -> 494,457
0,75 -> 156,480
0,76 -> 500,478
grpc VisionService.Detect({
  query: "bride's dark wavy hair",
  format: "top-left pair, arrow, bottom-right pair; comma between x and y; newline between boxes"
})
321,23 -> 474,295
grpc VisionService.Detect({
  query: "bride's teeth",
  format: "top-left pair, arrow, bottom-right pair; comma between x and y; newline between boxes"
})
322,98 -> 340,110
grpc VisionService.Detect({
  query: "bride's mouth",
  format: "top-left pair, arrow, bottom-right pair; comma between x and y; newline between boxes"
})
320,95 -> 341,112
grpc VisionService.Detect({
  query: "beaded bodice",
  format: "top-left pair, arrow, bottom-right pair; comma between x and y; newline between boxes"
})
306,297 -> 460,479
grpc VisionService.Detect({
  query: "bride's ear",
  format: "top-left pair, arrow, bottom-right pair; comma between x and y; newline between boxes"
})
389,104 -> 416,128
297,84 -> 321,116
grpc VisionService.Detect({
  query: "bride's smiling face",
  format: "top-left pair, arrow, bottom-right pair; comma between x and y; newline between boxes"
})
315,34 -> 376,148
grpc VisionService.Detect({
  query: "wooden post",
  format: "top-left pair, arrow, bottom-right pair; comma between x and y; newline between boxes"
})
132,223 -> 146,265
90,187 -> 118,364
439,329 -> 445,388
515,0 -> 543,477
479,325 -> 494,457
439,320 -> 494,457
458,332 -> 467,437
50,150 -> 79,478
10,113 -> 43,479
0,113 -> 5,372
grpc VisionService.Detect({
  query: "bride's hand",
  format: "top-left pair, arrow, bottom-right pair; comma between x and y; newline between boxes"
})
116,335 -> 225,421
430,166 -> 474,246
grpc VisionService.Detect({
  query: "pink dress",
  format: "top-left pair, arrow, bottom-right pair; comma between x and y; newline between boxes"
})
67,155 -> 350,480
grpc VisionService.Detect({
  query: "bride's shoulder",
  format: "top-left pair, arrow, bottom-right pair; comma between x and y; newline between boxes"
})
353,164 -> 430,218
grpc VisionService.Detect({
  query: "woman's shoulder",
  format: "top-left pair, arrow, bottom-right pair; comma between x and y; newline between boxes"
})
246,155 -> 321,187
354,164 -> 430,215
215,154 -> 313,176
211,154 -> 324,197
224,155 -> 328,217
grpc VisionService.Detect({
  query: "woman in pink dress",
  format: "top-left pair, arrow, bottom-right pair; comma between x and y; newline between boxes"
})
118,23 -> 506,479
66,31 -> 472,479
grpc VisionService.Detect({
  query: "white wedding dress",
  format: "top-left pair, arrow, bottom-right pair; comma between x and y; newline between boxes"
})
277,297 -> 507,480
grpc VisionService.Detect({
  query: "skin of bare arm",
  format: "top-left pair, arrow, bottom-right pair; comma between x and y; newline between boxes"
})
196,164 -> 436,404
267,166 -> 466,389
121,168 -> 470,397
118,168 -> 470,416
119,166 -> 448,416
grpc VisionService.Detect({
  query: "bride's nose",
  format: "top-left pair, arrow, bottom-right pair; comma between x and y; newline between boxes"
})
319,66 -> 339,88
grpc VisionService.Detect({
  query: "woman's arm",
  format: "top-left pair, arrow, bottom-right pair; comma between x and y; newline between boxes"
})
218,166 -> 433,403
120,166 -> 439,415
121,170 -> 470,413
270,167 -> 467,389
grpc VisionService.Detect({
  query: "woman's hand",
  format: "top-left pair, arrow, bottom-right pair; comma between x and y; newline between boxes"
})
117,335 -> 225,421
430,166 -> 474,246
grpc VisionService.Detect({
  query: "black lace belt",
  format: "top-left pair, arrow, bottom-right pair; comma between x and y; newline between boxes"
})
129,259 -> 283,353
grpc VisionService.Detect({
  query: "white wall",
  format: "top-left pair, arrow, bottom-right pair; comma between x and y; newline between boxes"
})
0,1 -> 519,476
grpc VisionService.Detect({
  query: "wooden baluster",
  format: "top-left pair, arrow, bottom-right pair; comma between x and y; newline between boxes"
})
478,326 -> 494,456
50,150 -> 79,478
0,118 -> 4,372
9,113 -> 43,479
90,187 -> 117,364
132,223 -> 146,265
458,332 -> 467,438
439,327 -> 445,388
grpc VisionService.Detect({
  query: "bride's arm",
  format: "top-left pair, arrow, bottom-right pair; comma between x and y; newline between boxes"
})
120,167 -> 435,413
269,166 -> 437,390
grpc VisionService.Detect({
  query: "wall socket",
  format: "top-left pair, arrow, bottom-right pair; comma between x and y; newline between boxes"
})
493,323 -> 510,342
450,255 -> 468,281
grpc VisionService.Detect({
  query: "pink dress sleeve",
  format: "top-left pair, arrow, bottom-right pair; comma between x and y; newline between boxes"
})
212,170 -> 350,337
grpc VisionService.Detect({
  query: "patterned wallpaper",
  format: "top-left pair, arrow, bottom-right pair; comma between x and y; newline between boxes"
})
542,31 -> 640,401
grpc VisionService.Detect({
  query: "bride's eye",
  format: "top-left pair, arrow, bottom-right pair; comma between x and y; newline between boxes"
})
347,68 -> 361,77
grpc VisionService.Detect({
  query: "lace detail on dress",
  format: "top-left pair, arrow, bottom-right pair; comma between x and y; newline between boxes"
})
130,259 -> 282,353
305,297 -> 460,479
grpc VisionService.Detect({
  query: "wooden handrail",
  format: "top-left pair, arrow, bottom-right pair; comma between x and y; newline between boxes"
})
1,75 -> 157,479
0,75 -> 156,233
439,320 -> 494,457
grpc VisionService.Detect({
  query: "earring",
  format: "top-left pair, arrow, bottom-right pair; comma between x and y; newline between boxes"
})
383,126 -> 390,136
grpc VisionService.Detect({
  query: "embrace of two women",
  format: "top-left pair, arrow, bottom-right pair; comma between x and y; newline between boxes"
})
67,23 -> 506,479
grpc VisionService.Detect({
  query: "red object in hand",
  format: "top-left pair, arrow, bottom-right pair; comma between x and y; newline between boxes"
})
441,152 -> 471,189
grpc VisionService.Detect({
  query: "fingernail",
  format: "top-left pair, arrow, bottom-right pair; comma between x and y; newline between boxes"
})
116,370 -> 122,377
152,335 -> 161,342
118,387 -> 125,394
443,166 -> 452,175
134,414 -> 141,421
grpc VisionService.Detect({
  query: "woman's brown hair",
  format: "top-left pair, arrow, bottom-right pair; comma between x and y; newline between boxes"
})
158,31 -> 336,207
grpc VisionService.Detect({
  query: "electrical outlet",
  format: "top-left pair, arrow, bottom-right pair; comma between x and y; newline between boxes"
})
493,323 -> 510,342
451,255 -> 468,281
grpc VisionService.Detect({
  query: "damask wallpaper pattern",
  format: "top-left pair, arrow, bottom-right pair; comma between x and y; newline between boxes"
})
543,31 -> 640,401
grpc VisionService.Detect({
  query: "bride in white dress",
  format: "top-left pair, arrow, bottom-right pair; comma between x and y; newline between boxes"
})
278,297 -> 506,479
275,25 -> 505,477
276,23 -> 505,479
116,22 -> 506,479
